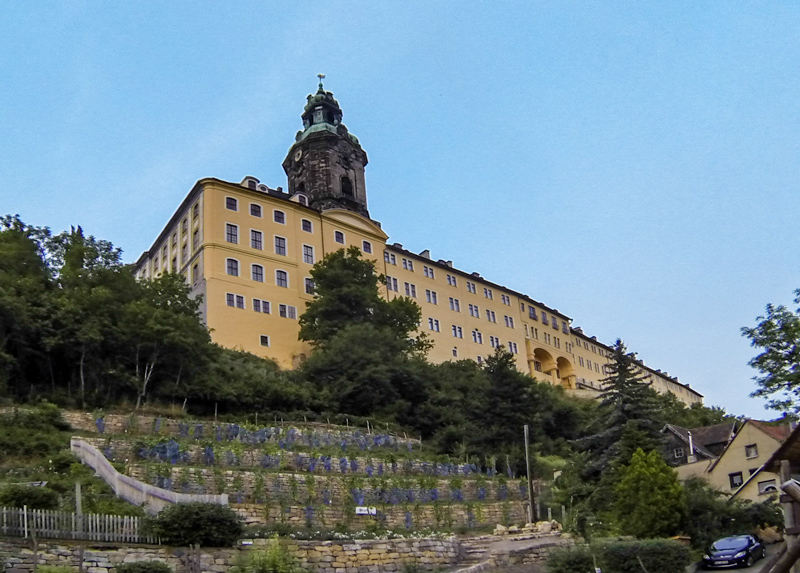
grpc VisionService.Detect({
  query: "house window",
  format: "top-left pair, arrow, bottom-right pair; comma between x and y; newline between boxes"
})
193,203 -> 199,219
279,304 -> 297,319
466,281 -> 476,294
226,224 -> 238,244
334,231 -> 345,244
469,304 -> 479,317
226,197 -> 238,211
504,316 -> 514,328
426,290 -> 438,304
301,219 -> 313,233
428,318 -> 440,332
181,218 -> 188,234
260,335 -> 270,347
729,472 -> 744,489
181,244 -> 187,263
153,257 -> 159,273
449,298 -> 460,312
250,204 -> 262,217
226,293 -> 235,307
251,230 -> 263,250
384,251 -> 397,265
386,276 -> 399,291
534,360 -> 542,372
486,310 -> 496,323
472,330 -> 483,344
305,278 -> 315,295
673,448 -> 684,459
552,318 -> 559,330
402,258 -> 414,271
452,347 -> 458,357
303,245 -> 314,264
226,258 -> 239,277
501,294 -> 510,305
452,325 -> 463,338
758,479 -> 778,495
447,274 -> 457,286
274,236 -> 287,256
252,264 -> 264,282
276,270 -> 288,288
509,342 -> 518,354
362,241 -> 372,254
274,210 -> 286,224
745,444 -> 758,459
193,230 -> 199,250
529,306 -> 537,320
489,336 -> 499,348
562,321 -> 569,334
192,264 -> 198,285
483,288 -> 493,299
235,295 -> 245,309
424,266 -> 435,279
404,282 -> 417,297
253,299 -> 270,313
541,312 -> 549,325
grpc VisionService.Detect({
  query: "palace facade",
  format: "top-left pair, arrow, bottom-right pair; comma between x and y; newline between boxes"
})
134,82 -> 703,406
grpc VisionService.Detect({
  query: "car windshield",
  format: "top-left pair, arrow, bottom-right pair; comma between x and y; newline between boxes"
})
712,537 -> 749,551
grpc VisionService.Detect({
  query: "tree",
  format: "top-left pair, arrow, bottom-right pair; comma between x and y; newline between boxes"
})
742,289 -> 800,413
579,339 -> 664,479
614,448 -> 685,538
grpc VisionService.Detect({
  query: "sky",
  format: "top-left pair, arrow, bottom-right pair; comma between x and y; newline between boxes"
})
1,2 -> 799,419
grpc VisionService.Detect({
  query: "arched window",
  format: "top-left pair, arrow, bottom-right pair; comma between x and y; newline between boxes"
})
341,176 -> 353,197
226,258 -> 239,277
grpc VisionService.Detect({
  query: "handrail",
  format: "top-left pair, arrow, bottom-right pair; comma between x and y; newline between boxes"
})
70,437 -> 228,514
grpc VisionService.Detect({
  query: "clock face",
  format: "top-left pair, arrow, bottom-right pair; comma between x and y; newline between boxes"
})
294,149 -> 303,162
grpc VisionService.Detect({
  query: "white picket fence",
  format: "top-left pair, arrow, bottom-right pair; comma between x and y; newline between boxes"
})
70,437 -> 228,514
0,506 -> 158,544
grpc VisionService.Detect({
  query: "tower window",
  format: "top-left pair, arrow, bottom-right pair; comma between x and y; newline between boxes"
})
341,176 -> 354,197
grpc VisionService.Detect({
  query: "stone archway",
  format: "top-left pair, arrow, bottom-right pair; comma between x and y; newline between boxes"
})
556,356 -> 575,389
531,347 -> 557,383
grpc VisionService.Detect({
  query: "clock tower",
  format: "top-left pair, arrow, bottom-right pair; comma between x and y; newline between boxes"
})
282,78 -> 370,218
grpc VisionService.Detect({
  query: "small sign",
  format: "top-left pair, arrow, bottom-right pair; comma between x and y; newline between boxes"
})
355,506 -> 377,515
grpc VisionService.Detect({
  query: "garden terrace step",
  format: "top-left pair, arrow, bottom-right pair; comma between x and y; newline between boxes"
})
64,411 -> 420,447
124,465 -> 527,506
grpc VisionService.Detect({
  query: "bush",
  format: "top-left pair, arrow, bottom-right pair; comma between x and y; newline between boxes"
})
116,562 -> 173,573
231,536 -> 305,573
38,567 -> 74,573
597,539 -> 690,573
146,502 -> 243,547
546,545 -> 596,573
0,484 -> 59,509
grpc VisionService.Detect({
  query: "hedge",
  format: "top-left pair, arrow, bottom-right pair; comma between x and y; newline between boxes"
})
547,539 -> 690,573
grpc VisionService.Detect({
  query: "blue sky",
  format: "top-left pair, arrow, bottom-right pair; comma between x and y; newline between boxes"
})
2,2 -> 799,418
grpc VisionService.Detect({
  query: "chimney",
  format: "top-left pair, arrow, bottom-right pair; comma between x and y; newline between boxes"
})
419,249 -> 431,259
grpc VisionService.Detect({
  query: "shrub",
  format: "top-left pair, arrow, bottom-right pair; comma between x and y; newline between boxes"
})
38,566 -> 74,573
231,536 -> 305,573
546,545 -> 596,573
597,538 -> 690,573
0,484 -> 59,510
146,502 -> 243,547
116,562 -> 173,573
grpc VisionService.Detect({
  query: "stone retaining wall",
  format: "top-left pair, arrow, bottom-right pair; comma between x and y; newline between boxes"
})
231,500 -> 527,529
0,535 -> 459,573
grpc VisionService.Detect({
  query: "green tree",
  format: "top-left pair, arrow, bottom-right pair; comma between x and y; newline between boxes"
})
579,339 -> 664,479
614,448 -> 685,538
742,289 -> 800,413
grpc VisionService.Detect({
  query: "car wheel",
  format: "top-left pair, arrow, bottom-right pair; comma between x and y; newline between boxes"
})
761,546 -> 767,559
746,554 -> 755,567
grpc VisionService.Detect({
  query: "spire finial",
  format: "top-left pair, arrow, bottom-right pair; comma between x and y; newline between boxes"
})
317,73 -> 326,91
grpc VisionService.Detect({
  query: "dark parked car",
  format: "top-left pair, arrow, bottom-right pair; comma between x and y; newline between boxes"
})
702,535 -> 766,569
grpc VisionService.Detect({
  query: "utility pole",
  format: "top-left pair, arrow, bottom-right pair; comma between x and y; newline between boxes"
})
524,424 -> 536,523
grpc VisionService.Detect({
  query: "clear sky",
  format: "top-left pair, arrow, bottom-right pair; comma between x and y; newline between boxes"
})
2,2 -> 799,419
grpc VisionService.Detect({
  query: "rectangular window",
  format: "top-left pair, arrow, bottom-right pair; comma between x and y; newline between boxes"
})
276,270 -> 288,287
235,295 -> 245,309
192,264 -> 198,285
673,448 -> 684,459
468,304 -> 479,317
529,306 -> 537,320
486,310 -> 496,323
386,276 -> 399,291
193,203 -> 199,219
532,327 -> 538,339
253,299 -> 261,312
541,312 -> 549,325
303,244 -> 315,264
466,281 -> 477,294
424,265 -> 435,279
484,288 -> 493,299
334,230 -> 345,244
729,472 -> 744,489
452,347 -> 458,357
428,318 -> 440,332
587,359 -> 592,369
279,304 -> 297,319
260,335 -> 270,347
447,274 -> 457,287
579,356 -> 585,367
452,325 -> 463,338
302,219 -> 313,233
402,258 -> 414,271
154,257 -> 159,273
501,294 -> 510,305
226,224 -> 238,244
544,333 -> 551,344
426,290 -> 438,304
250,204 -> 262,217
274,210 -> 286,224
274,236 -> 287,256
362,241 -> 372,254
251,264 -> 264,282
449,297 -> 460,312
181,244 -> 187,262
181,218 -> 188,234
305,278 -> 315,295
404,282 -> 417,297
472,330 -> 483,344
226,197 -> 238,211
253,299 -> 270,313
509,342 -> 518,354
562,321 -> 569,334
489,335 -> 499,348
251,230 -> 263,250
193,230 -> 199,250
226,293 -> 235,307
504,316 -> 514,328
745,444 -> 759,459
226,258 -> 239,276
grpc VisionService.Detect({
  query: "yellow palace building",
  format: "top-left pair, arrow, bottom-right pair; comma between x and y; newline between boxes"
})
134,82 -> 703,407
